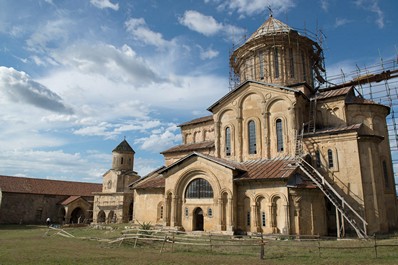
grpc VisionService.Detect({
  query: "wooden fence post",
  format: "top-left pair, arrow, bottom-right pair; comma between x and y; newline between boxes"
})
260,233 -> 265,260
374,234 -> 378,258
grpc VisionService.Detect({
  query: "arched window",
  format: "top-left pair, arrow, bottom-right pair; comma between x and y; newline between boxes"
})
225,127 -> 231,156
315,150 -> 321,167
186,178 -> 213,199
276,119 -> 283,152
248,120 -> 256,154
262,211 -> 266,227
327,149 -> 333,168
382,160 -> 389,188
274,47 -> 279,78
259,50 -> 264,80
289,48 -> 295,78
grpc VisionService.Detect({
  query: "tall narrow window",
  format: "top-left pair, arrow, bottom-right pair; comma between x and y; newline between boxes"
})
274,47 -> 279,78
382,160 -> 389,188
262,212 -> 266,227
225,127 -> 231,156
327,149 -> 334,168
248,120 -> 256,154
160,206 -> 164,219
289,48 -> 295,78
247,211 -> 251,226
301,53 -> 307,81
259,51 -> 264,80
276,119 -> 284,152
315,150 -> 321,167
121,157 -> 124,164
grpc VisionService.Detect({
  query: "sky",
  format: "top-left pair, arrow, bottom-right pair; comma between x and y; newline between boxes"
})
0,0 -> 397,183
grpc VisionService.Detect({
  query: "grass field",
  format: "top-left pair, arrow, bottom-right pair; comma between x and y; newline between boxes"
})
0,225 -> 397,265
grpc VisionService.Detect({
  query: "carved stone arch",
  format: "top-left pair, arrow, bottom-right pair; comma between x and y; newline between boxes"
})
174,167 -> 222,200
269,192 -> 288,204
264,95 -> 294,113
216,107 -> 239,123
254,193 -> 270,204
237,90 -> 266,110
219,188 -> 233,199
238,91 -> 265,119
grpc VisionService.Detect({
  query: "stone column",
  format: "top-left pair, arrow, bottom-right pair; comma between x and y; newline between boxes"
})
214,121 -> 221,157
227,198 -> 233,231
236,117 -> 243,162
218,197 -> 223,230
171,195 -> 176,227
284,204 -> 290,235
251,204 -> 257,233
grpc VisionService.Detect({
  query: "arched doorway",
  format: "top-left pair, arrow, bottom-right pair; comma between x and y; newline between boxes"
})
108,210 -> 115,223
97,210 -> 106,223
128,202 -> 134,222
193,207 -> 204,231
70,207 -> 85,224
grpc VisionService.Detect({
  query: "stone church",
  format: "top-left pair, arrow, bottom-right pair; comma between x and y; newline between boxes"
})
94,16 -> 398,237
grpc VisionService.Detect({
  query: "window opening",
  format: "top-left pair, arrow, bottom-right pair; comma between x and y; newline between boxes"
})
274,47 -> 279,78
262,211 -> 266,227
186,178 -> 214,198
276,119 -> 284,152
225,127 -> 231,156
328,149 -> 334,168
382,160 -> 389,188
315,150 -> 321,167
259,51 -> 264,80
248,120 -> 257,154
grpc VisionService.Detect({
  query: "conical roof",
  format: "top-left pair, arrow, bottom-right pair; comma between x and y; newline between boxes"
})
246,15 -> 294,42
112,139 -> 135,153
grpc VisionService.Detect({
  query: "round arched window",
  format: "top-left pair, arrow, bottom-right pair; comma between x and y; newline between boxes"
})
185,178 -> 213,199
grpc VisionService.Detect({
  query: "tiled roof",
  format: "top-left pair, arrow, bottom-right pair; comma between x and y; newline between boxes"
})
237,157 -> 297,181
161,141 -> 215,154
303,123 -> 362,137
315,86 -> 352,100
59,195 -> 82,205
246,16 -> 293,42
132,167 -> 165,190
0,175 -> 101,196
112,139 -> 135,153
178,115 -> 213,127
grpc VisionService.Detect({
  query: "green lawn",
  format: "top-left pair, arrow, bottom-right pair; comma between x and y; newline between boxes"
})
0,225 -> 397,265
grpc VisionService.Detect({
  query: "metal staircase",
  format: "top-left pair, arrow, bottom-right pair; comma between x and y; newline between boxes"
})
294,128 -> 368,238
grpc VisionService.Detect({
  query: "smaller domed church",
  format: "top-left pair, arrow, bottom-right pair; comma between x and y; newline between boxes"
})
94,16 -> 398,238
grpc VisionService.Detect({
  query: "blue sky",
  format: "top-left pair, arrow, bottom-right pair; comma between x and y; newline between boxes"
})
0,0 -> 397,183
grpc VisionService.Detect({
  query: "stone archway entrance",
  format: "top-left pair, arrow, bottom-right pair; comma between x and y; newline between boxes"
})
70,207 -> 85,224
193,207 -> 204,231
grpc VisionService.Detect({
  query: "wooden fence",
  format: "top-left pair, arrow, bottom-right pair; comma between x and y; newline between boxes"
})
107,228 -> 398,259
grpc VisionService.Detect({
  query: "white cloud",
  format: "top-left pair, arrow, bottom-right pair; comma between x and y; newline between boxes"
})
334,18 -> 352,28
211,0 -> 295,17
125,18 -> 173,48
179,10 -> 245,41
134,124 -> 181,153
90,0 -> 119,11
179,10 -> 224,36
53,43 -> 165,86
0,66 -> 73,113
320,0 -> 329,11
354,0 -> 384,28
197,45 -> 219,60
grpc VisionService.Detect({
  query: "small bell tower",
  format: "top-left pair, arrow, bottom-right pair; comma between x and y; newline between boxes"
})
112,139 -> 135,171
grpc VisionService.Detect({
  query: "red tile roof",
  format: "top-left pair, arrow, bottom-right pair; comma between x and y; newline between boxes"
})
315,86 -> 352,100
237,157 -> 297,181
0,175 -> 101,196
178,115 -> 213,127
303,123 -> 362,137
59,195 -> 81,205
161,141 -> 215,154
